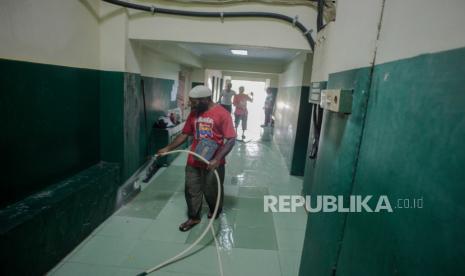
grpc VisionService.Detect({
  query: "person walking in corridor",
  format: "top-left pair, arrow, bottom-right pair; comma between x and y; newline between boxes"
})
233,86 -> 253,140
218,80 -> 236,113
157,85 -> 236,232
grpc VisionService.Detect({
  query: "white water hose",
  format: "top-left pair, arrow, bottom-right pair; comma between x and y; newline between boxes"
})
136,149 -> 224,276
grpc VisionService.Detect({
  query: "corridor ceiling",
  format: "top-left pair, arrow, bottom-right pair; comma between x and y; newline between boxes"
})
138,40 -> 309,73
176,42 -> 302,63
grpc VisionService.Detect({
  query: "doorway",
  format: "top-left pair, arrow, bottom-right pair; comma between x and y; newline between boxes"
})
230,80 -> 267,141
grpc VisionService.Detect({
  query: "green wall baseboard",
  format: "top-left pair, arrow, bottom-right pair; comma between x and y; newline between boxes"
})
0,162 -> 120,275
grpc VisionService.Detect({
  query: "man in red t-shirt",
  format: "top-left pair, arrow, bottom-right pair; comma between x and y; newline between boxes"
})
233,86 -> 253,140
158,85 -> 236,231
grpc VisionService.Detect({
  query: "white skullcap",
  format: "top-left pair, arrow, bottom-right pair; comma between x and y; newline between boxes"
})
189,85 -> 212,98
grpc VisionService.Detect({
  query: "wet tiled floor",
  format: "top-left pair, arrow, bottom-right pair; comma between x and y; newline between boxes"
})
48,140 -> 307,276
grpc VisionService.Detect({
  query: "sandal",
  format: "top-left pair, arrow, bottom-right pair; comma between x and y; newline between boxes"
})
179,219 -> 200,232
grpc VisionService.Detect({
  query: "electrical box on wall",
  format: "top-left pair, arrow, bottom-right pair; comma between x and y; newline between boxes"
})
309,81 -> 327,104
320,89 -> 353,114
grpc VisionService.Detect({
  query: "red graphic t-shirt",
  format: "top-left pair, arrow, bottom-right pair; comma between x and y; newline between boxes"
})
182,105 -> 236,167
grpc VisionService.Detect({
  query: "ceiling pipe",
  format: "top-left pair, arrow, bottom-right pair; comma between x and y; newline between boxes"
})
101,0 -> 315,51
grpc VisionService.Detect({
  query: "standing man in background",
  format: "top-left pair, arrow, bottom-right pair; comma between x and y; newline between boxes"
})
262,87 -> 274,127
158,85 -> 236,232
218,80 -> 235,113
233,86 -> 253,140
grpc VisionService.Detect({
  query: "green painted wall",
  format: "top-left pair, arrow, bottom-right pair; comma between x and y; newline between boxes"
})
302,82 -> 326,196
123,73 -> 144,180
141,76 -> 178,158
299,67 -> 371,275
0,59 -> 184,274
100,73 -> 178,181
292,87 -> 312,175
0,59 -> 100,207
274,86 -> 312,176
0,60 -> 124,274
141,76 -> 176,126
100,71 -> 124,171
302,104 -> 317,196
335,47 -> 465,275
300,48 -> 465,275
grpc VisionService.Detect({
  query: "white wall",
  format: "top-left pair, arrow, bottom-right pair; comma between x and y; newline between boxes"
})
269,77 -> 279,88
310,22 -> 332,82
0,0 -> 100,70
311,0 -> 383,81
311,0 -> 465,78
205,59 -> 284,74
142,41 -> 203,69
327,0 -> 383,74
191,68 -> 206,83
99,2 -> 127,71
376,0 -> 465,64
204,69 -> 223,90
98,5 -> 185,79
223,71 -> 279,85
126,40 -> 142,74
279,52 -> 311,88
140,46 -> 181,80
0,0 -> 319,77
127,2 -> 316,51
302,53 -> 313,86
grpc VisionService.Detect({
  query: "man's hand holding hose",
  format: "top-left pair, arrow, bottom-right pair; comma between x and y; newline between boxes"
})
159,136 -> 235,171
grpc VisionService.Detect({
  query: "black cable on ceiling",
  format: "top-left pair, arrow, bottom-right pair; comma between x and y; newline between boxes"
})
317,0 -> 324,31
101,0 -> 315,51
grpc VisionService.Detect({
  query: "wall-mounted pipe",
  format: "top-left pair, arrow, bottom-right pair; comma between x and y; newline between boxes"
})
101,0 -> 315,51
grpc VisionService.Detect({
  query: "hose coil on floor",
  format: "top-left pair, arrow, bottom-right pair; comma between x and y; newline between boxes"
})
137,150 -> 224,276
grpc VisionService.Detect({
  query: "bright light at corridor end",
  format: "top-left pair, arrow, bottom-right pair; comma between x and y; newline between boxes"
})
231,49 -> 248,56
